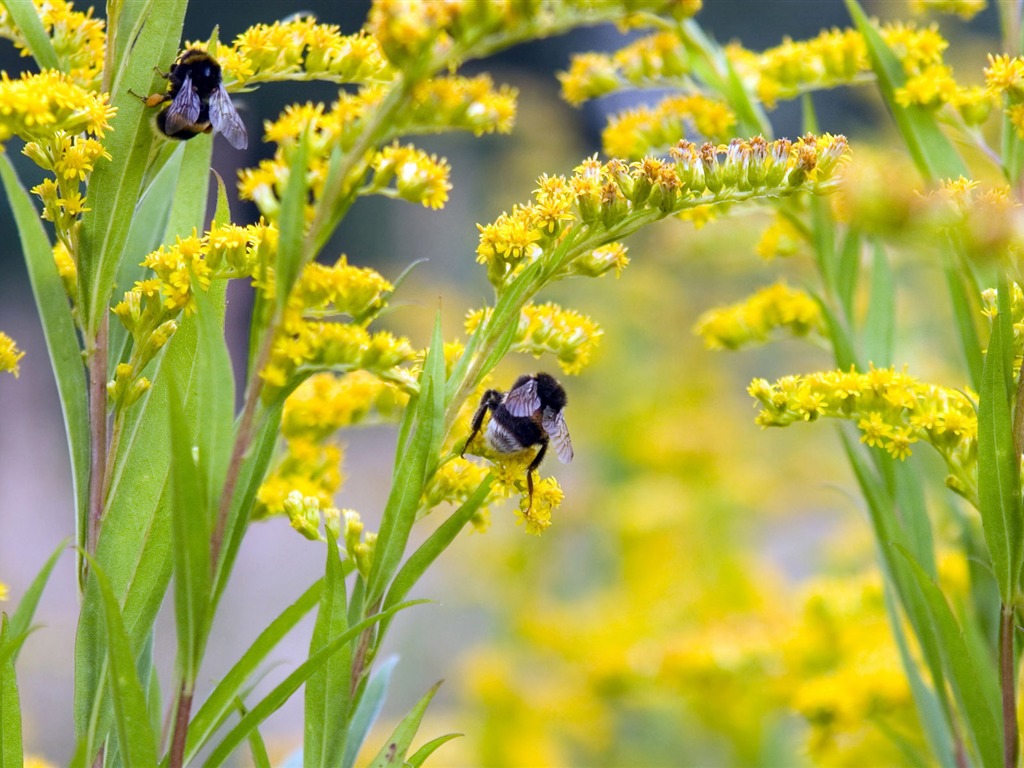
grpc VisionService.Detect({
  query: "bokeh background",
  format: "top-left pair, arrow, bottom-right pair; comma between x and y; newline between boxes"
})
0,1 -> 1001,765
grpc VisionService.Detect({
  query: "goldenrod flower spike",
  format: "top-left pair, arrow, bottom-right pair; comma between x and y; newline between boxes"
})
749,366 -> 979,502
0,71 -> 114,143
694,282 -> 823,351
0,0 -> 106,90
0,332 -> 25,377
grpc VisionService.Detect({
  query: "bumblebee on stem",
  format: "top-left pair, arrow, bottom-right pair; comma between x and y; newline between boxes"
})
462,373 -> 573,509
140,49 -> 247,149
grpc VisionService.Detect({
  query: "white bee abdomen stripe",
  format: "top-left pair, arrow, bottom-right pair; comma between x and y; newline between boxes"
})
486,420 -> 521,453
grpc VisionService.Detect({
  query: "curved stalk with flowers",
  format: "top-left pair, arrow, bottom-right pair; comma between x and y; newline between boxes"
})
0,0 -> 858,766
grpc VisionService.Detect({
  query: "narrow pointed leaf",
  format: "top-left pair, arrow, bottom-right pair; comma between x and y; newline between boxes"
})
276,131 -> 312,314
382,478 -> 493,635
0,616 -> 23,768
342,656 -> 399,768
407,734 -> 463,768
367,681 -> 443,768
204,603 -> 424,768
369,315 -> 446,604
181,579 -> 323,765
9,539 -> 67,662
945,260 -> 983,390
894,546 -> 1002,768
0,155 -> 89,544
168,375 -> 212,684
304,533 -> 351,768
84,555 -> 158,767
977,278 -> 1023,603
863,240 -> 895,367
836,229 -> 862,321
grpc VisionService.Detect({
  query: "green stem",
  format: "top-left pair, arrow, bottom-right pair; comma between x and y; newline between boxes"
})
85,314 -> 109,564
1001,603 -> 1019,768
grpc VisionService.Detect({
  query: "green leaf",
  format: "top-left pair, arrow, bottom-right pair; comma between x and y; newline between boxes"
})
84,554 -> 159,768
0,616 -> 23,768
276,130 -> 312,316
836,229 -> 862,321
863,240 -> 895,367
181,579 -> 323,766
845,0 -> 967,182
342,656 -> 399,768
976,277 -> 1023,604
0,0 -> 60,71
382,477 -> 493,624
305,534 -> 351,768
233,699 -> 273,768
110,144 -> 185,378
0,155 -> 89,551
368,315 -> 446,604
210,400 -> 286,607
192,278 -> 234,510
367,681 -> 442,768
77,0 -> 189,333
161,136 -> 214,243
894,546 -> 1003,768
883,584 -> 957,768
106,0 -> 158,95
406,734 -> 463,768
168,374 -> 212,685
816,299 -> 858,371
944,258 -> 983,390
9,539 -> 67,662
204,602 -> 424,768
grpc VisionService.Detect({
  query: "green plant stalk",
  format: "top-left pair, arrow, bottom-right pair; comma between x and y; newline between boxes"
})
1000,603 -> 1018,768
86,315 -> 109,562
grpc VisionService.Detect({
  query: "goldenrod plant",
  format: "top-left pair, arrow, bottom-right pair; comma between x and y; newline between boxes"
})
19,0 -> 1024,765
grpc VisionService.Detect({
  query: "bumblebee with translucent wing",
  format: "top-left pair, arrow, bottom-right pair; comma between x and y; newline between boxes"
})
140,48 -> 248,149
462,373 -> 574,510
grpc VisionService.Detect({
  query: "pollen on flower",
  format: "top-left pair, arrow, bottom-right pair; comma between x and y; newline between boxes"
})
0,332 -> 25,377
514,477 -> 564,535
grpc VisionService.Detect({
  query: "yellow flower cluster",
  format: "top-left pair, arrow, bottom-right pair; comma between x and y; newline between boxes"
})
0,331 -> 25,377
983,54 -> 1024,138
367,0 -> 702,71
749,366 -> 978,499
602,94 -> 736,160
725,22 -> 984,117
0,70 -> 114,143
694,282 -> 823,350
783,572 -> 923,764
210,19 -> 393,88
421,457 -> 493,531
258,370 -> 406,524
239,76 -> 510,222
262,257 -> 415,395
559,31 -> 691,106
368,142 -> 452,209
0,581 -> 6,600
476,135 -> 848,290
466,302 -> 604,375
754,214 -> 804,260
0,0 -> 105,90
910,0 -> 987,19
26,133 -> 110,249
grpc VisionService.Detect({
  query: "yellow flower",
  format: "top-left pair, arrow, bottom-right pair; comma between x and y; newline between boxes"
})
0,0 -> 106,89
694,282 -> 823,350
0,332 -> 25,377
0,70 -> 115,143
910,0 -> 986,19
514,477 -> 564,535
0,581 -> 7,600
370,142 -> 452,209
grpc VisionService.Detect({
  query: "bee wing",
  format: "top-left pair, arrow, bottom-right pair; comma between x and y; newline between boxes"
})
542,407 -> 573,463
162,73 -> 201,135
208,85 -> 248,149
503,378 -> 540,417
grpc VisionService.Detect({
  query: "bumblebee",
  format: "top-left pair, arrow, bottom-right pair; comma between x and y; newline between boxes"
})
463,373 -> 574,508
142,49 -> 247,149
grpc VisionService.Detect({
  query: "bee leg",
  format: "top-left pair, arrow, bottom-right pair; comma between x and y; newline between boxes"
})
524,438 -> 548,512
153,65 -> 170,79
461,389 -> 500,458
